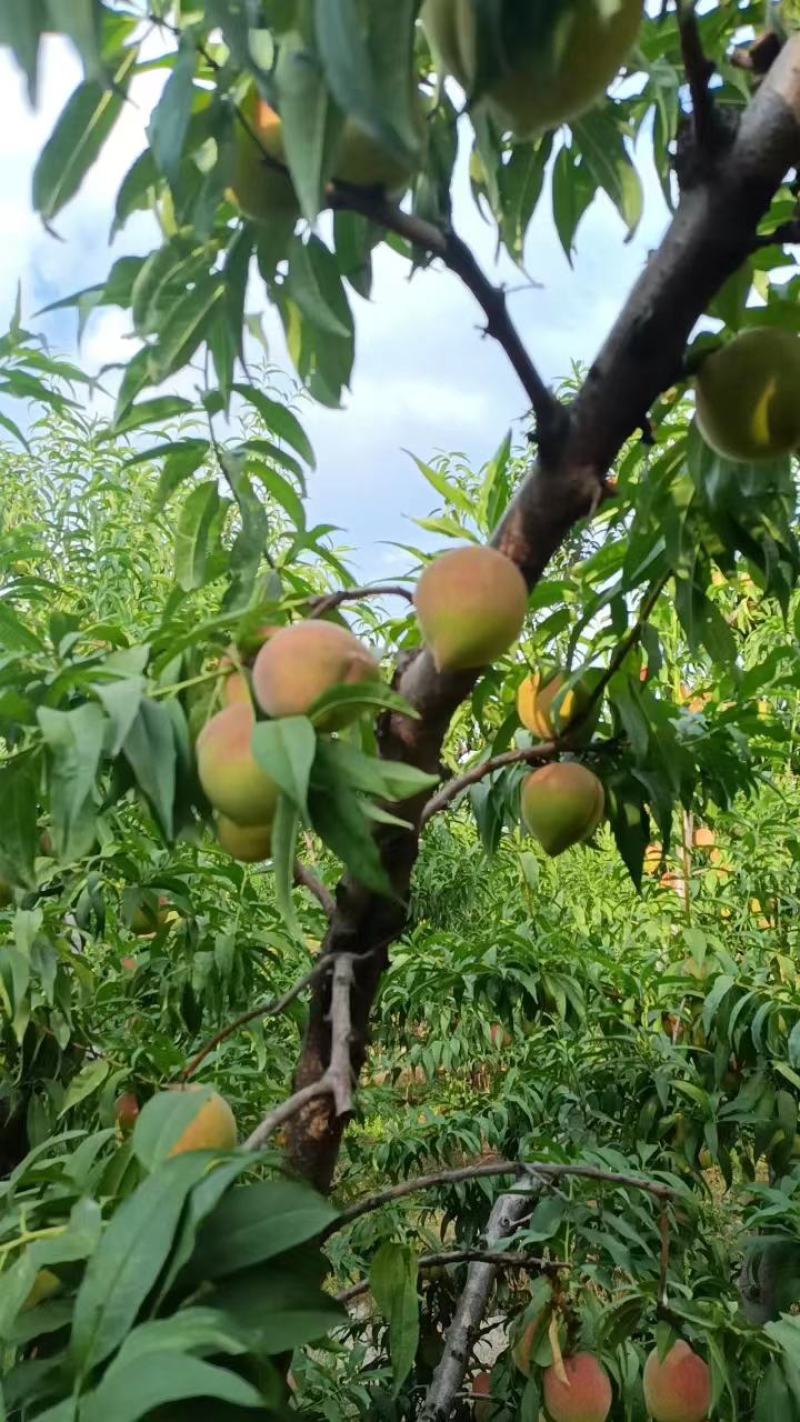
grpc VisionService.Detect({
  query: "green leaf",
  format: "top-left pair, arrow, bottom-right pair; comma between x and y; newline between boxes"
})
92,676 -> 144,757
0,601 -> 44,652
81,1352 -> 262,1422
313,739 -> 438,803
370,1243 -> 419,1396
309,766 -> 392,898
251,717 -> 316,819
148,439 -> 209,509
147,40 -> 196,186
0,767 -> 38,889
314,0 -> 420,167
58,1060 -> 110,1118
208,1257 -> 346,1354
174,480 -> 229,592
190,1179 -> 338,1281
33,50 -> 136,221
232,384 -> 315,468
106,395 -> 195,440
71,1153 -> 219,1374
122,698 -> 177,839
308,679 -> 413,727
38,704 -> 105,860
132,1086 -> 219,1171
273,28 -> 340,223
572,109 -> 643,237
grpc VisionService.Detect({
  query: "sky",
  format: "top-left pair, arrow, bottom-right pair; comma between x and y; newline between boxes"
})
0,33 -> 673,580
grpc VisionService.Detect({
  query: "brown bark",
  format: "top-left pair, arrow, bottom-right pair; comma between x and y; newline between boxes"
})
287,37 -> 800,1193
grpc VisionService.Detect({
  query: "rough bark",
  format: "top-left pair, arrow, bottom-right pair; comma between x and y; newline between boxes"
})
287,38 -> 800,1193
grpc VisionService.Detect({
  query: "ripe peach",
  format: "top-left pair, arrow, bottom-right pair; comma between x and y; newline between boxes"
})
115,1091 -> 140,1133
414,546 -> 528,672
196,703 -> 280,826
229,92 -> 299,223
217,815 -> 272,863
695,327 -> 800,462
521,763 -> 604,857
643,1341 -> 711,1422
167,1085 -> 238,1156
543,1353 -> 613,1422
517,671 -> 595,740
252,619 -> 380,724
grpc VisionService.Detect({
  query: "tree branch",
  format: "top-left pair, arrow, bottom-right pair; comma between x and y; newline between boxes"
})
181,957 -> 331,1082
324,1158 -> 676,1241
419,1192 -> 533,1421
327,187 -> 566,457
420,741 -> 558,826
293,861 -> 335,919
308,583 -> 414,619
676,0 -> 716,147
288,34 -> 800,1195
336,1247 -> 562,1306
245,954 -> 355,1150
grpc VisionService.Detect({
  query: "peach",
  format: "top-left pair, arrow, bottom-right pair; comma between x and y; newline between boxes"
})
115,1091 -> 140,1133
521,763 -> 604,856
217,815 -> 272,863
643,1341 -> 711,1422
695,327 -> 800,462
517,671 -> 595,740
252,619 -> 380,724
414,546 -> 528,672
197,703 -> 280,826
543,1353 -> 613,1422
167,1085 -> 238,1156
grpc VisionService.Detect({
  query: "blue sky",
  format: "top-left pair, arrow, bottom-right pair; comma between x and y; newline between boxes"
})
0,35 -> 671,580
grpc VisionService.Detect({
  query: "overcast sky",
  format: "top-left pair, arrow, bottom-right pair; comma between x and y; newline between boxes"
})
0,36 -> 672,580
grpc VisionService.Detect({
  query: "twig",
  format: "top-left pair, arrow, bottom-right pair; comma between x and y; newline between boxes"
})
564,574 -> 671,740
309,584 -> 414,619
181,958 -> 331,1082
293,861 -> 336,919
325,1158 -> 677,1240
245,954 -> 355,1149
325,189 -> 566,457
659,1207 -> 671,1308
419,1193 -> 533,1421
336,1248 -> 566,1306
420,742 -> 558,826
420,735 -> 624,827
676,0 -> 716,147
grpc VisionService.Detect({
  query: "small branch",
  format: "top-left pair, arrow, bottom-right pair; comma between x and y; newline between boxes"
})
308,584 -> 414,619
244,954 -> 355,1150
420,741 -> 557,826
659,1207 -> 671,1308
181,958 -> 331,1082
325,1158 -> 676,1240
293,861 -> 336,919
419,1193 -> 533,1421
336,1248 -> 565,1306
676,0 -> 716,147
327,187 -> 566,457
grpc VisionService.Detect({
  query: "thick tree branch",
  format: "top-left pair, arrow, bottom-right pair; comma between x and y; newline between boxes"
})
336,1247 -> 563,1306
288,36 -> 800,1195
419,1192 -> 533,1421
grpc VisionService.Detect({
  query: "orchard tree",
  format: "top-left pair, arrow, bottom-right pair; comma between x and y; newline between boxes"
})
2,1 -> 800,1419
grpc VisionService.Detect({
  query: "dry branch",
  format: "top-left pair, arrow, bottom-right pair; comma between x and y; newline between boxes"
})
419,1192 -> 533,1421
